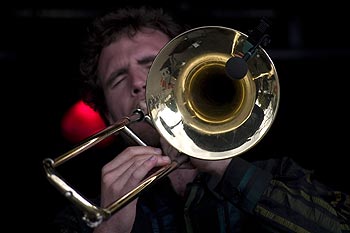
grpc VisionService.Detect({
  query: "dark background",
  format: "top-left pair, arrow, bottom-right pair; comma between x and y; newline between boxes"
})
3,1 -> 349,231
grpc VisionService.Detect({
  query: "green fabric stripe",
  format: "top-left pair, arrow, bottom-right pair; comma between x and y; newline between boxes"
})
238,166 -> 256,192
341,223 -> 350,231
270,179 -> 338,216
244,170 -> 271,212
216,205 -> 226,233
265,180 -> 342,232
256,205 -> 311,233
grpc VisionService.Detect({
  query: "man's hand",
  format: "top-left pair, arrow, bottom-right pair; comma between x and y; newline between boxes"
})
93,146 -> 170,233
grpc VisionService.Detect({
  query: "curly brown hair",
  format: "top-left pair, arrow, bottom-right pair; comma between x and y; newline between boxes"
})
79,6 -> 186,118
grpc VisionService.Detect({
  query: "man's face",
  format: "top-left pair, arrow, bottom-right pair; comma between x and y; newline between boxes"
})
97,29 -> 170,146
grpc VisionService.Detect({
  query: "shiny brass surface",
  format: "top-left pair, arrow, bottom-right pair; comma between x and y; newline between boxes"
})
147,26 -> 279,160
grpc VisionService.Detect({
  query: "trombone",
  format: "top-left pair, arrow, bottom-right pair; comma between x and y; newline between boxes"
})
43,25 -> 280,227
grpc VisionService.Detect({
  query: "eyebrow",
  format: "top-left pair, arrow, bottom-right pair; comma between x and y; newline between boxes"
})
137,55 -> 157,65
105,55 -> 157,87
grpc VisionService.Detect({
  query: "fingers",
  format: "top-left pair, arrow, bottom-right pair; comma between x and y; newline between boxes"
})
123,155 -> 167,184
103,146 -> 163,174
97,146 -> 170,233
100,146 -> 170,206
159,137 -> 194,169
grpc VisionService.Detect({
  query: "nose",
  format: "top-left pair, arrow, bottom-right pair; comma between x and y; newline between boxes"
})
130,70 -> 146,97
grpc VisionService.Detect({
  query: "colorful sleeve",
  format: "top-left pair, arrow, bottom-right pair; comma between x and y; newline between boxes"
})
220,156 -> 350,233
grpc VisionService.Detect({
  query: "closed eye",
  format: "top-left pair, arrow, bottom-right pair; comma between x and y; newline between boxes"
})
107,68 -> 127,88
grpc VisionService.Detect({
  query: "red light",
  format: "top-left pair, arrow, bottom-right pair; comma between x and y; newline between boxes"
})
61,100 -> 113,147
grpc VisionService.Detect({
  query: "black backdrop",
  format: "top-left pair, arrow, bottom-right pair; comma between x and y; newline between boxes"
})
3,1 -> 349,231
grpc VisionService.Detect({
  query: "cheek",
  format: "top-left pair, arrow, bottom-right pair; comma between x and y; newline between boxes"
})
104,88 -> 132,121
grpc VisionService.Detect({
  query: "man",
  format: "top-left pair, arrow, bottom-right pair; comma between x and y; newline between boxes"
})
51,6 -> 350,233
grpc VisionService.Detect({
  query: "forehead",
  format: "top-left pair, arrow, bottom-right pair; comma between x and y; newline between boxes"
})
98,29 -> 170,74
105,29 -> 170,55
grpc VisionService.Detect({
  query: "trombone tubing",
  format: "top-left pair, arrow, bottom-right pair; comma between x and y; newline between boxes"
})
52,111 -> 143,167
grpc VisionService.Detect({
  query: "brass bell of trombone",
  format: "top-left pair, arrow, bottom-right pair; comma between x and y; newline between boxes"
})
43,25 -> 279,227
147,25 -> 279,160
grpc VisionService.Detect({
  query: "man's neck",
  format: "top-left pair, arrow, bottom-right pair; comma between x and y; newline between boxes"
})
168,168 -> 198,197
